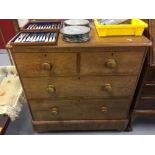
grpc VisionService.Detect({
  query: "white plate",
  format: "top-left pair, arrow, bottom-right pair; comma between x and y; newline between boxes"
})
64,19 -> 89,26
61,26 -> 90,35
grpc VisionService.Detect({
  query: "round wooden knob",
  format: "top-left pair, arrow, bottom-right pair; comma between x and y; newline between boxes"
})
103,84 -> 112,92
47,85 -> 56,93
41,62 -> 52,71
101,106 -> 108,112
106,59 -> 117,68
51,107 -> 59,115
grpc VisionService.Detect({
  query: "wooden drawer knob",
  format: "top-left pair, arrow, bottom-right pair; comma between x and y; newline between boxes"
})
103,84 -> 112,92
51,107 -> 59,115
41,62 -> 52,71
47,85 -> 56,93
105,59 -> 117,68
101,106 -> 108,112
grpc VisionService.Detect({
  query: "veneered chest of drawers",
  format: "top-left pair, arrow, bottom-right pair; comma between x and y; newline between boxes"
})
131,20 -> 155,121
7,29 -> 151,132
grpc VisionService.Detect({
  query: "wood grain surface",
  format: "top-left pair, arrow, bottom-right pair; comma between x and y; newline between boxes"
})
21,76 -> 137,99
32,119 -> 129,132
7,26 -> 151,132
29,98 -> 130,121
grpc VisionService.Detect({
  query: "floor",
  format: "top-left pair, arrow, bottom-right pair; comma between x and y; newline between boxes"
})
1,49 -> 155,135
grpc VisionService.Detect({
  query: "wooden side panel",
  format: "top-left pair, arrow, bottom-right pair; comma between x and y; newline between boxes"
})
149,20 -> 155,65
131,20 -> 155,117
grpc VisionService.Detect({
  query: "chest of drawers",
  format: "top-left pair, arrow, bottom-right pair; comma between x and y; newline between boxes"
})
7,28 -> 151,132
132,20 -> 155,120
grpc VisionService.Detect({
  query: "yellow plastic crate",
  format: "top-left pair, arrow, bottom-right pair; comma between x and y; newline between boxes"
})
94,19 -> 148,37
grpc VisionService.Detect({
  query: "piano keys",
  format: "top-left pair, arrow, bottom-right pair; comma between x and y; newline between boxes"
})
11,31 -> 58,46
22,22 -> 62,32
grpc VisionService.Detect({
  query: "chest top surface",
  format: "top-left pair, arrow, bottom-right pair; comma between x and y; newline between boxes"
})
58,28 -> 152,48
6,28 -> 152,50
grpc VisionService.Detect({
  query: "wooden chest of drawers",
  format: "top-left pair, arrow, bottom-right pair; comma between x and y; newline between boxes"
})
7,28 -> 151,132
132,20 -> 155,119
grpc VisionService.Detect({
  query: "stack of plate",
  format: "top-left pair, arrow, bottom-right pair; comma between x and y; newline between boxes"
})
61,26 -> 90,43
61,19 -> 91,43
64,19 -> 90,27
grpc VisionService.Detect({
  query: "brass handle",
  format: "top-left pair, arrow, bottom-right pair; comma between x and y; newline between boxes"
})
47,85 -> 56,93
51,107 -> 59,115
101,106 -> 108,112
103,84 -> 112,92
105,59 -> 117,68
41,62 -> 52,71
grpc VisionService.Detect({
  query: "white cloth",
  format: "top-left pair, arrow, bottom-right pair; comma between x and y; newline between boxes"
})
0,66 -> 24,121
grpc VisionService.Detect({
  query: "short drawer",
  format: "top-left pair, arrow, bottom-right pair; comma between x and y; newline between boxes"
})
29,99 -> 130,121
13,52 -> 77,77
22,76 -> 137,99
80,51 -> 144,75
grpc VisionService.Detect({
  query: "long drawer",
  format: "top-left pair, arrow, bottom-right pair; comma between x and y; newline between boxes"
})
22,76 -> 137,99
13,50 -> 144,77
29,99 -> 130,121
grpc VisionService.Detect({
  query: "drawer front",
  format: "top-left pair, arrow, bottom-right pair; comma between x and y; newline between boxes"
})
13,52 -> 77,77
29,99 -> 130,121
141,83 -> 155,97
80,51 -> 144,75
22,76 -> 137,99
136,98 -> 155,110
143,68 -> 155,82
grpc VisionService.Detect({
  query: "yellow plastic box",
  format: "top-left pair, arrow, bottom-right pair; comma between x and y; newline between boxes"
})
94,19 -> 148,37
